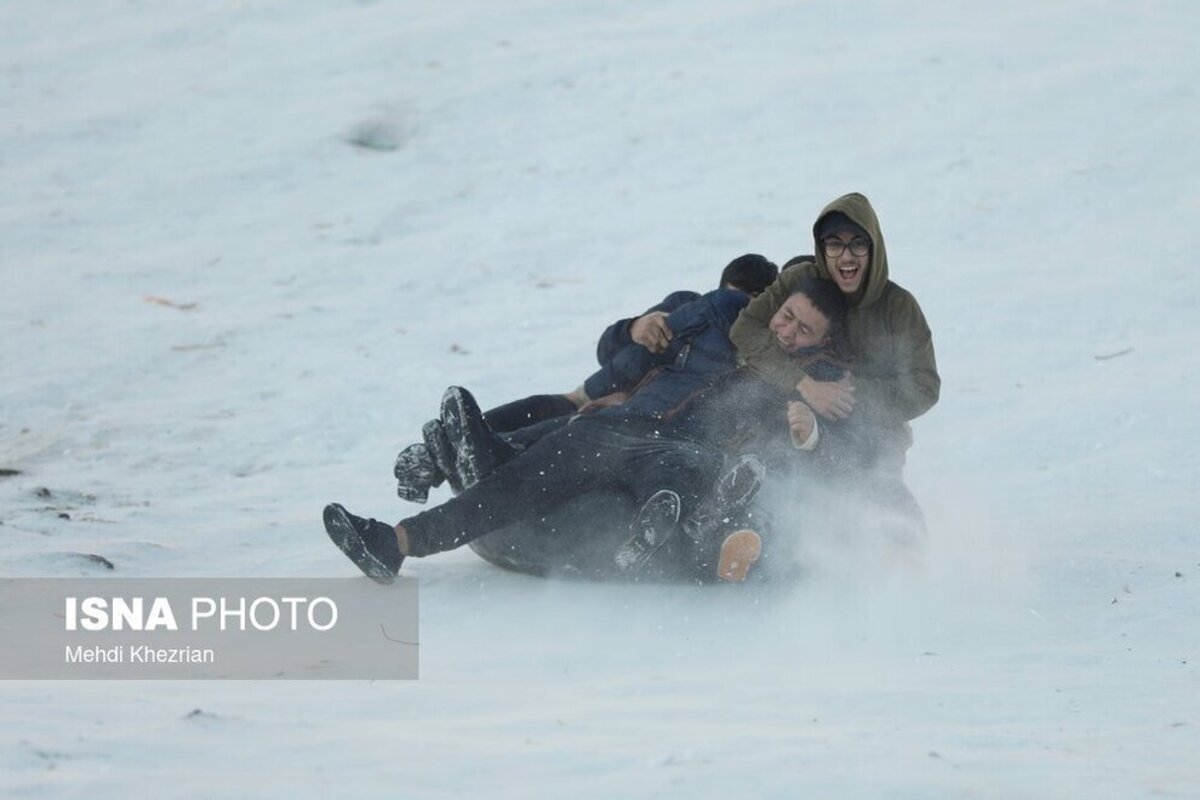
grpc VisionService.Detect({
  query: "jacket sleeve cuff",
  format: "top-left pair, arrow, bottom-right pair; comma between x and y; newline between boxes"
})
791,413 -> 820,451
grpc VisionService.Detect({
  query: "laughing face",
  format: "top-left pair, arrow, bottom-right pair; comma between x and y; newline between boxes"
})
821,229 -> 871,295
768,291 -> 831,354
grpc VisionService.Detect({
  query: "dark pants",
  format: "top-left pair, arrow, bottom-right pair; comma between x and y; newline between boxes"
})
483,394 -> 577,435
482,393 -> 578,452
401,419 -> 719,557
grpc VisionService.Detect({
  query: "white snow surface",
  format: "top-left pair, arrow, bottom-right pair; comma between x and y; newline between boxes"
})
2,1 -> 1198,797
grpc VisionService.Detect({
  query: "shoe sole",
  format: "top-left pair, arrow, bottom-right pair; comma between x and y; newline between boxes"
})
323,504 -> 396,585
687,456 -> 766,541
395,484 -> 429,504
440,387 -> 496,490
394,444 -> 436,503
616,490 -> 681,572
716,455 -> 765,510
716,528 -> 761,582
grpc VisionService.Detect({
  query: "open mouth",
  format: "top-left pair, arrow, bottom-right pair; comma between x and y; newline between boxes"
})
837,266 -> 859,282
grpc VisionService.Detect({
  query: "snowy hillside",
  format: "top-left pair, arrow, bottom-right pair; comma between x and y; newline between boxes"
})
2,1 -> 1198,797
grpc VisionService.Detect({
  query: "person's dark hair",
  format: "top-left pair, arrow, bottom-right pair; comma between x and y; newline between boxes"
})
790,276 -> 850,356
719,254 -> 778,295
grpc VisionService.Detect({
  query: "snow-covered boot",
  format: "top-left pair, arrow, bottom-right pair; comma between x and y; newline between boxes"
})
685,454 -> 766,543
394,443 -> 441,503
439,386 -> 515,490
322,503 -> 403,584
615,489 -> 681,573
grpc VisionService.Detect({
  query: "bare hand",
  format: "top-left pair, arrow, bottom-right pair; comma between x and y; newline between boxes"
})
578,391 -> 629,414
630,311 -> 673,354
797,373 -> 855,421
787,401 -> 816,444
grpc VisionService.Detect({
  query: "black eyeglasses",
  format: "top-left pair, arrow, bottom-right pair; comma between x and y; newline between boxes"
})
822,237 -> 870,258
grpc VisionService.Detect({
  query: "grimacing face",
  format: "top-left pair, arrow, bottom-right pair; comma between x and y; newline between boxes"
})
768,292 -> 831,353
822,229 -> 871,294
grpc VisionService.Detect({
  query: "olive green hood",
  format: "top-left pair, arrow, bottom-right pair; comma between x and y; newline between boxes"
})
811,192 -> 888,309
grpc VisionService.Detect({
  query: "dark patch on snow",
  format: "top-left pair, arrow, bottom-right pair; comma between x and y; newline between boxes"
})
21,739 -> 71,764
84,553 -> 115,569
1094,347 -> 1134,361
347,119 -> 405,152
31,486 -> 98,506
184,708 -> 221,720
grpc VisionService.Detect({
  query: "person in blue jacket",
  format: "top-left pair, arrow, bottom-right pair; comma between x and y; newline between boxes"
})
393,253 -> 779,501
323,276 -> 849,584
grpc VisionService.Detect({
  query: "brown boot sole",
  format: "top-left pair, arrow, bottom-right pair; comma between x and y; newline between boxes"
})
717,529 -> 762,582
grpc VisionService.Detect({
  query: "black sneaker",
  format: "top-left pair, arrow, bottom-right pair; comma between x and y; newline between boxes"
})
422,419 -> 461,493
439,386 -> 513,490
322,503 -> 403,584
394,443 -> 440,504
714,454 -> 765,511
615,489 -> 681,572
684,454 -> 766,543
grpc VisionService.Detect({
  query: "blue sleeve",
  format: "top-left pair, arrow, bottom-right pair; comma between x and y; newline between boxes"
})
586,291 -> 703,397
658,290 -> 704,310
664,289 -> 749,340
706,289 -> 751,332
583,347 -> 661,398
594,290 -> 701,364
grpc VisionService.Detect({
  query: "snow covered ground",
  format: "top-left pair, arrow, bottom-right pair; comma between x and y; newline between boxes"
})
2,1 -> 1198,796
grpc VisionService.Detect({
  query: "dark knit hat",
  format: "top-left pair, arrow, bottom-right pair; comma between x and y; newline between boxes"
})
817,212 -> 869,241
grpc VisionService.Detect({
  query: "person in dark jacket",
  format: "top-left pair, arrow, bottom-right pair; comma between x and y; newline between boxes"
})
393,253 -> 779,500
322,277 -> 849,585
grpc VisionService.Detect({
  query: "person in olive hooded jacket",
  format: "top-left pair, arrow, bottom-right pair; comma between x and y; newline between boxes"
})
730,192 -> 939,523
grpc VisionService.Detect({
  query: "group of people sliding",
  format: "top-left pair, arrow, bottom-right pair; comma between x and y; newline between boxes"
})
323,192 -> 940,584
